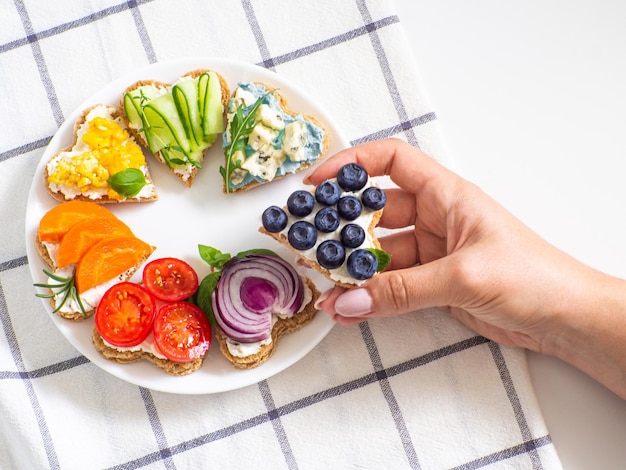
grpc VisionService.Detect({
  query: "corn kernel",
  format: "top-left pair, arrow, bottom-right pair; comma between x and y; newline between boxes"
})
49,116 -> 147,198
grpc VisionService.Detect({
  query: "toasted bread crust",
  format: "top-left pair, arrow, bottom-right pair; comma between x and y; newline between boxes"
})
44,104 -> 158,204
92,327 -> 204,376
119,69 -> 230,188
223,82 -> 330,194
215,277 -> 320,369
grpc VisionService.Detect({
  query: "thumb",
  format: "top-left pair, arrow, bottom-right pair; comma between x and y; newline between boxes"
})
333,260 -> 452,318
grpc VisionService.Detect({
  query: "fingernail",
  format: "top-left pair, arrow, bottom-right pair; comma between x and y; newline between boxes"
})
314,289 -> 332,310
302,168 -> 316,185
335,288 -> 373,317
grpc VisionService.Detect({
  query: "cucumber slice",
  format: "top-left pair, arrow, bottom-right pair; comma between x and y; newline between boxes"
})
172,77 -> 203,149
143,93 -> 191,156
200,72 -> 224,138
123,86 -> 168,153
123,93 -> 142,128
197,73 -> 209,132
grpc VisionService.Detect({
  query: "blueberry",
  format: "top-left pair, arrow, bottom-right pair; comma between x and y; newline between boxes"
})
262,206 -> 288,233
346,249 -> 378,280
340,223 -> 365,248
337,163 -> 368,191
287,190 -> 315,217
314,207 -> 340,233
316,240 -> 346,269
361,187 -> 386,210
287,221 -> 317,250
315,180 -> 341,206
337,196 -> 362,220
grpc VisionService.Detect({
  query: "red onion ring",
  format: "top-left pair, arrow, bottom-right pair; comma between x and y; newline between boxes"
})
212,254 -> 305,343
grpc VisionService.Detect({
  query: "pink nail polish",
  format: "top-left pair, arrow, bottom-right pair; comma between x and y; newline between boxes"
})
334,289 -> 373,317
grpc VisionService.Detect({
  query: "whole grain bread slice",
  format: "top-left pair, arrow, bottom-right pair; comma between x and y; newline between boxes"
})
92,327 -> 204,376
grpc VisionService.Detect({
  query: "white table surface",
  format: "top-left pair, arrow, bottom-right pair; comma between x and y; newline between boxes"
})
394,0 -> 626,468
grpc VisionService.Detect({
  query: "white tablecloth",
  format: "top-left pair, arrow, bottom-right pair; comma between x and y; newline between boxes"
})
0,0 -> 562,468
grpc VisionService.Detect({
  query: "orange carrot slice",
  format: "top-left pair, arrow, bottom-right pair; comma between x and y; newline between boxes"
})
75,236 -> 154,293
56,217 -> 134,268
38,200 -> 117,244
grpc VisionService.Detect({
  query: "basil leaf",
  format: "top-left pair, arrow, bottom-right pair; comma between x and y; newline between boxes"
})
108,168 -> 146,198
198,244 -> 231,270
235,248 -> 279,259
196,272 -> 221,328
366,248 -> 391,272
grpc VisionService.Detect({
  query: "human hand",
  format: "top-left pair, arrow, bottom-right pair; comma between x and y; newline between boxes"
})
305,138 -> 604,354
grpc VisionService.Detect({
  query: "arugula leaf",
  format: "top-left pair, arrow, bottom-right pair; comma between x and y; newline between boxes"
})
108,168 -> 146,198
366,248 -> 392,272
221,92 -> 271,193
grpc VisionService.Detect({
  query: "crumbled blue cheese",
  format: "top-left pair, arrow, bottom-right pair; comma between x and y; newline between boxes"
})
223,82 -> 326,191
283,121 -> 307,162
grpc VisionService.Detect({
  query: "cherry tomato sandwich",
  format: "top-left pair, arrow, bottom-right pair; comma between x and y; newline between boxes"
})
91,259 -> 212,376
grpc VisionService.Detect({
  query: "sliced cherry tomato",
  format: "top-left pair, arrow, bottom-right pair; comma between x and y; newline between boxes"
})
95,282 -> 156,348
153,302 -> 212,363
142,257 -> 199,302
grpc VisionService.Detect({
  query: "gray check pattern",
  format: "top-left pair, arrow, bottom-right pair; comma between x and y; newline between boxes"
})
0,0 -> 562,468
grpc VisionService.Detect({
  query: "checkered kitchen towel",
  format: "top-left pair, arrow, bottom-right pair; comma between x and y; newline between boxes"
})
1,0 -> 562,468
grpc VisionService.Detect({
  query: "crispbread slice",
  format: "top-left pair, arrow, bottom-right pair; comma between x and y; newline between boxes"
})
260,209 -> 383,289
222,82 -> 329,193
44,104 -> 158,203
215,277 -> 320,369
119,69 -> 230,188
260,174 -> 385,288
92,327 -> 204,376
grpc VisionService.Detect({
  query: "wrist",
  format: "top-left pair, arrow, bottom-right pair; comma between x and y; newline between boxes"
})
542,269 -> 626,398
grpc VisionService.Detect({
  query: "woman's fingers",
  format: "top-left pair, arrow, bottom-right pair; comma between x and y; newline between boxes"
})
377,188 -> 416,229
378,230 -> 420,270
305,139 -> 458,202
315,255 -> 455,320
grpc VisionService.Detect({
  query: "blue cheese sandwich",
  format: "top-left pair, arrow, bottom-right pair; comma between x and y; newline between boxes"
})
221,82 -> 329,193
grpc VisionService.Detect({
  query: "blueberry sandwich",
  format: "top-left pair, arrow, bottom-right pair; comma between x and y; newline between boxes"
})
260,163 -> 388,287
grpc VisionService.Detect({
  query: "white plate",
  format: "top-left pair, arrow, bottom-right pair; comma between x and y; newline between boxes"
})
25,57 -> 345,394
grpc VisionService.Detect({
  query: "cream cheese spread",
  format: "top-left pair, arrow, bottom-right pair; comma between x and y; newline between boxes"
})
47,264 -> 133,315
101,331 -> 168,360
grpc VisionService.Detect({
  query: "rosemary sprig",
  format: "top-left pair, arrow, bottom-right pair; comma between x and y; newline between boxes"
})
221,92 -> 271,193
34,269 -> 87,317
